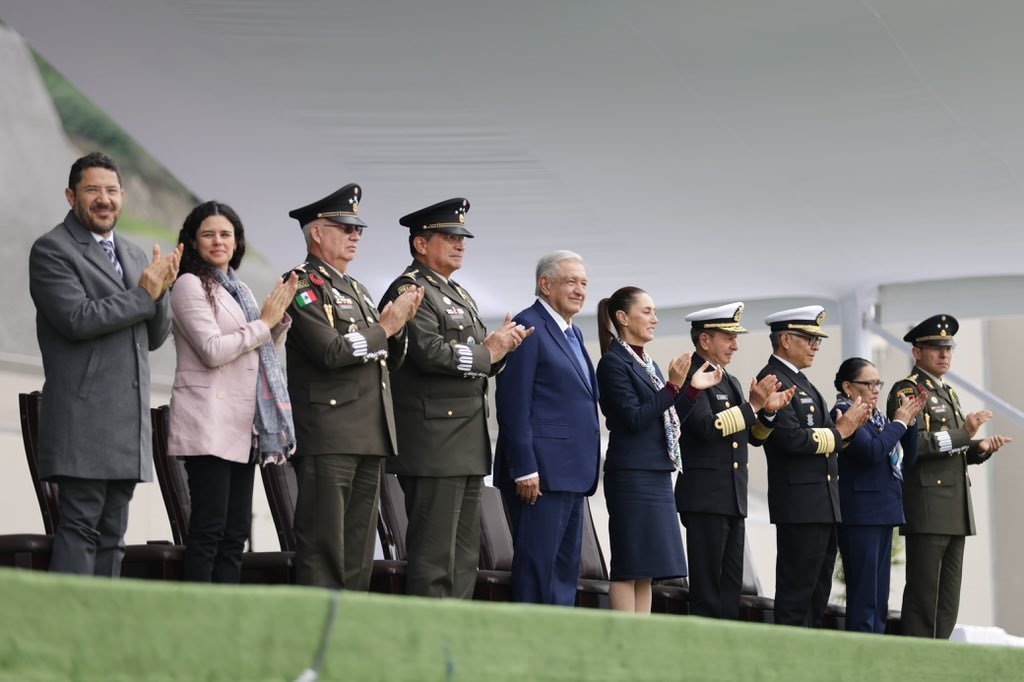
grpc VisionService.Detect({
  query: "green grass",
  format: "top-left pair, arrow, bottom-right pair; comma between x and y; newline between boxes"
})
2,569 -> 1023,681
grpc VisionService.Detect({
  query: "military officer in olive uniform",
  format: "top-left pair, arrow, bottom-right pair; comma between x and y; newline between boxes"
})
379,197 -> 531,598
676,302 -> 794,619
753,306 -> 870,627
887,314 -> 1011,638
284,183 -> 423,590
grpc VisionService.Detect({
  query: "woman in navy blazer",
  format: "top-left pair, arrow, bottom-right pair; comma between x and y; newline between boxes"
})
831,357 -> 925,632
596,286 -> 722,612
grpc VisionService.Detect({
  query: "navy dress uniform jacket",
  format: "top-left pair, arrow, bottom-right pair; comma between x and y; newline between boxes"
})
753,356 -> 844,525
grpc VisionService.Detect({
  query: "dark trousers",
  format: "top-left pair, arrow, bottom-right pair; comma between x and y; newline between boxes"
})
774,523 -> 837,627
182,456 -> 255,583
50,477 -> 136,577
399,475 -> 483,598
684,512 -> 745,619
901,533 -> 965,639
293,454 -> 381,590
505,489 -> 584,606
838,524 -> 894,633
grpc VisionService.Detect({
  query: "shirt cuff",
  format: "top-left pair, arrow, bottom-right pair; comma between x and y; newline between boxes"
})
515,472 -> 539,482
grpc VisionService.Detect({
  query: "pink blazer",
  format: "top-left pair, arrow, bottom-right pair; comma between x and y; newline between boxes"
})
168,273 -> 290,463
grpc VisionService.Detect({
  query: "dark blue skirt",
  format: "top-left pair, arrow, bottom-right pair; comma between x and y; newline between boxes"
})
604,468 -> 686,581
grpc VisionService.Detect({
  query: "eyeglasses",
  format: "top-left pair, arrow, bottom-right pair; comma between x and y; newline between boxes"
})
849,380 -> 885,391
789,332 -> 822,348
331,223 -> 364,236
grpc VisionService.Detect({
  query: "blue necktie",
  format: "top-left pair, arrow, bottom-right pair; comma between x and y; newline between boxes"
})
564,327 -> 591,388
100,239 -> 123,279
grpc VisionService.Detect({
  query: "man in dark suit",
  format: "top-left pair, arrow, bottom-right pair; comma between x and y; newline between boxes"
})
887,314 -> 1011,638
494,250 -> 601,605
29,152 -> 180,576
752,305 -> 869,627
676,302 -> 794,619
379,198 -> 530,598
284,183 -> 423,589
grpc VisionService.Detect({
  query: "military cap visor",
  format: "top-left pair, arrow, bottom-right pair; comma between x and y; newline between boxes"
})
686,302 -> 748,334
289,183 -> 367,228
765,305 -> 829,338
904,313 -> 958,346
401,197 -> 474,238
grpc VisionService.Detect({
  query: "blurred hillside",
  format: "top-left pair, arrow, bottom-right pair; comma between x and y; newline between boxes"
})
2,23 -> 279,380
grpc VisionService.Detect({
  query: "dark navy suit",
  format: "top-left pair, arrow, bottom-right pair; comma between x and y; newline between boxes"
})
494,300 -> 601,605
753,355 -> 844,627
832,402 -> 918,633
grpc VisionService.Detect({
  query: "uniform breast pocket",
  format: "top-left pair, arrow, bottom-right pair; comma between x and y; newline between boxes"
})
307,380 -> 359,407
424,396 -> 483,421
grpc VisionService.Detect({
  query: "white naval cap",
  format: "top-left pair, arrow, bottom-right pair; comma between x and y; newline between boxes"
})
685,302 -> 747,334
764,305 -> 828,338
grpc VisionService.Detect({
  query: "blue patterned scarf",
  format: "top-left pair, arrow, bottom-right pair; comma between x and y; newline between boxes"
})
214,268 -> 295,464
834,395 -> 902,480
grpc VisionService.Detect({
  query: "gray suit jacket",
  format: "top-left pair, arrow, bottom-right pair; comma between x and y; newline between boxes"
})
29,211 -> 171,481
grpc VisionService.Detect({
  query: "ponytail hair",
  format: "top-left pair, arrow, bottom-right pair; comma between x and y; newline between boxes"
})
596,286 -> 645,355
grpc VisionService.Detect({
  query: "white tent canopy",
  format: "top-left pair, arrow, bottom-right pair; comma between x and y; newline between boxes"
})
2,0 -> 1022,329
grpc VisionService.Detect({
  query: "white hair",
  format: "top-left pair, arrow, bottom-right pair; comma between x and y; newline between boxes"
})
534,250 -> 585,296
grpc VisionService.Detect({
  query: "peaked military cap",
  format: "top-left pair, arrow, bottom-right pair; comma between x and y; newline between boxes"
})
400,198 -> 473,237
686,302 -> 748,334
765,305 -> 828,338
288,183 -> 366,228
904,313 -> 958,347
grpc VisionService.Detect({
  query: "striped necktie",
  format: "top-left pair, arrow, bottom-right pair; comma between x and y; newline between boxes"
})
100,239 -> 123,279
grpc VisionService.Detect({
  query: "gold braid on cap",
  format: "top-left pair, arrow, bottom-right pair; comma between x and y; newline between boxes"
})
714,406 -> 747,437
811,428 -> 836,455
787,323 -> 826,336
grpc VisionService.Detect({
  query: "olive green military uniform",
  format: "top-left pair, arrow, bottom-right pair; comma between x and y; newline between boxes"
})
286,254 -> 406,589
887,369 -> 990,638
380,260 -> 500,597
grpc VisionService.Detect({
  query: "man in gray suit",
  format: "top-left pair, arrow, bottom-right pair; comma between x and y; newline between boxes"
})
29,152 -> 180,576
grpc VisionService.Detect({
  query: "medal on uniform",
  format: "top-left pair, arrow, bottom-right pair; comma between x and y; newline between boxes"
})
309,272 -> 324,287
348,323 -> 358,333
467,336 -> 475,345
442,296 -> 452,305
807,414 -> 814,426
324,303 -> 335,328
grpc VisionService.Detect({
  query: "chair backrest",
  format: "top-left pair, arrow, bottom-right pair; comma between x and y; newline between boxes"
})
478,486 -> 513,572
377,472 -> 408,561
19,391 -> 59,533
741,534 -> 764,596
260,460 -> 299,552
579,497 -> 608,580
150,405 -> 191,545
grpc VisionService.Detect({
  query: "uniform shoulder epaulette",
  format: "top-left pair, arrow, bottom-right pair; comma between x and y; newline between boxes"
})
906,373 -> 918,383
402,268 -> 420,281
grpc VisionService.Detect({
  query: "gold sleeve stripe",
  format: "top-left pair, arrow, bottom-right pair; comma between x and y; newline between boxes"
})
714,406 -> 746,437
751,421 -> 773,441
811,428 -> 835,455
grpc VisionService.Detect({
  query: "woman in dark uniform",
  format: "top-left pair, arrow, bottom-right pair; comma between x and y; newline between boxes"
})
596,286 -> 722,612
831,357 -> 924,632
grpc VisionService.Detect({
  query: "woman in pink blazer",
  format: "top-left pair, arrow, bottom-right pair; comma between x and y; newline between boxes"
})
168,201 -> 297,582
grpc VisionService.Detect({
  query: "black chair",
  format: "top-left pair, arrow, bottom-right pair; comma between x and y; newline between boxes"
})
0,392 -> 55,570
474,485 -> 514,601
576,498 -> 612,608
150,405 -> 293,584
259,457 -> 405,593
1,392 -> 184,579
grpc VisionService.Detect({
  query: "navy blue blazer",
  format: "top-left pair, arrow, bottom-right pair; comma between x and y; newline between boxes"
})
832,402 -> 919,526
494,300 -> 601,495
597,341 -> 695,472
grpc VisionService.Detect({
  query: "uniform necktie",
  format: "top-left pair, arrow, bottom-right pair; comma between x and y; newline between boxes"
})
564,326 -> 591,389
100,239 -> 123,279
